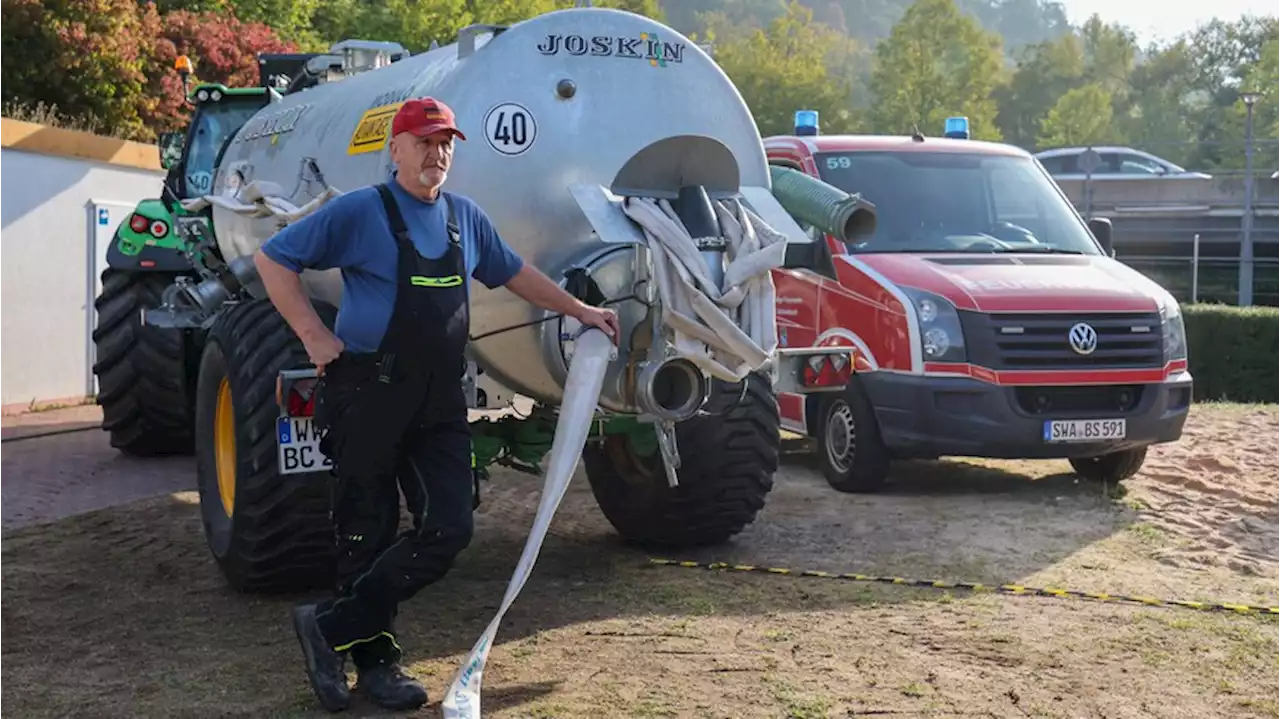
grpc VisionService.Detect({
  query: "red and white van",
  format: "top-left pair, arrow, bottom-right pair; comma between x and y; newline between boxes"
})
766,114 -> 1192,492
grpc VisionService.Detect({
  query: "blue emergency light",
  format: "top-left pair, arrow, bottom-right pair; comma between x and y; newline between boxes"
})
944,116 -> 970,139
795,110 -> 820,137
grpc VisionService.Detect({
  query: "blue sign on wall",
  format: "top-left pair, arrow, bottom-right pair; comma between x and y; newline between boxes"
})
97,208 -> 110,226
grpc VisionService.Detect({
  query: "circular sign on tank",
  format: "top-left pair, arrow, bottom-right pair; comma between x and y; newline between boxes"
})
483,102 -> 537,157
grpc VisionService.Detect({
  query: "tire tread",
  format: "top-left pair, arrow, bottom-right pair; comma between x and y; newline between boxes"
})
583,373 -> 780,548
92,269 -> 195,456
198,299 -> 335,593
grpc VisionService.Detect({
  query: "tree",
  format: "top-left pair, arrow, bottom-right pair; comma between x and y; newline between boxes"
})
1179,15 -> 1280,170
1,0 -> 165,139
1036,83 -> 1117,147
1117,38 -> 1198,165
1077,15 -> 1136,95
595,0 -> 665,18
147,0 -> 322,48
696,2 -> 859,137
1209,34 -> 1280,172
994,33 -> 1084,148
663,0 -> 790,37
955,0 -> 1070,50
866,0 -> 1005,140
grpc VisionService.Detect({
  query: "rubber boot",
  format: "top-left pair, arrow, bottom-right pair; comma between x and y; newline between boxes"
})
292,604 -> 351,712
356,664 -> 428,711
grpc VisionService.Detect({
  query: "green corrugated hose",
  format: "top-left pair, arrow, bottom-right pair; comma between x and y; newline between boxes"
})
769,165 -> 877,244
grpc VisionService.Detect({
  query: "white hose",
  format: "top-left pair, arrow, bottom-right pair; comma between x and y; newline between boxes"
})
441,328 -> 617,719
621,197 -> 787,382
180,180 -> 342,228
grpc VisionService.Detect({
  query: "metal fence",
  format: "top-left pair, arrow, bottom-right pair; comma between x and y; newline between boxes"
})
1121,252 -> 1280,308
1030,131 -> 1280,307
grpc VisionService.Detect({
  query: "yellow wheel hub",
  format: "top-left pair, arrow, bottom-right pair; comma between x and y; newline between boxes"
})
214,377 -> 236,517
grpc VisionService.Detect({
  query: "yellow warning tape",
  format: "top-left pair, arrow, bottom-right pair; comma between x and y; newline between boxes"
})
648,559 -> 1279,618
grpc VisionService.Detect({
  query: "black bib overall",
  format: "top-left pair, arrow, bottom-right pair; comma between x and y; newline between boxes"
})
312,183 -> 474,669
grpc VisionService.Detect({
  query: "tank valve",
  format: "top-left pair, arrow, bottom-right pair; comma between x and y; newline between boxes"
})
634,357 -> 707,424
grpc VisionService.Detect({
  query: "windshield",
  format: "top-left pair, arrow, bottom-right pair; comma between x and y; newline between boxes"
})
183,99 -> 267,196
814,150 -> 1102,255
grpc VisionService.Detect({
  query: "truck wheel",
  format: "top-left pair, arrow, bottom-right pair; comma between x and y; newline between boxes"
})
583,372 -> 779,549
816,379 -> 891,493
92,268 -> 197,456
194,298 -> 337,593
1069,447 -> 1147,483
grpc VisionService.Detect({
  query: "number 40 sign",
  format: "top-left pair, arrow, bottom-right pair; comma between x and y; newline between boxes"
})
483,102 -> 538,157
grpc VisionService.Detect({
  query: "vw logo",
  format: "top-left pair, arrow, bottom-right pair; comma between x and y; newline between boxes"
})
1068,322 -> 1098,355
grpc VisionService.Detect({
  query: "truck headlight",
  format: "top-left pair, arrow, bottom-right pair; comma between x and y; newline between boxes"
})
1162,303 -> 1187,363
902,287 -> 966,363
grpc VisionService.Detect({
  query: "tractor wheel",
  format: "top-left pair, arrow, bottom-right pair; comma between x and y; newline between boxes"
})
194,298 -> 337,593
92,268 -> 197,456
583,371 -> 780,549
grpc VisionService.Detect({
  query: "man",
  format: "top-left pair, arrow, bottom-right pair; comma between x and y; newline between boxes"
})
253,97 -> 619,713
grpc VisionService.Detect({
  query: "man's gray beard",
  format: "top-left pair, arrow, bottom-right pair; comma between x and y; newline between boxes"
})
419,169 -> 446,187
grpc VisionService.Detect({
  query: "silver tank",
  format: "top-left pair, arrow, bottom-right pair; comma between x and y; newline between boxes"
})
209,7 -> 806,413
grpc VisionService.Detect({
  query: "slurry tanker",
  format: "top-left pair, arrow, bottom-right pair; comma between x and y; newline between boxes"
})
92,7 -> 851,593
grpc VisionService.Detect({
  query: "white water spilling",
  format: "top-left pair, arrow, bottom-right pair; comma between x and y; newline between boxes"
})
441,328 -> 618,719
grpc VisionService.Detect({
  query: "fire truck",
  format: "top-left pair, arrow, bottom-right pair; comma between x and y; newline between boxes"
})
766,112 -> 1192,492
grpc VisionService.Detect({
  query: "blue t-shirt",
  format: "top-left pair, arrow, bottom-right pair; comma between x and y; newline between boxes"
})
261,179 -> 524,352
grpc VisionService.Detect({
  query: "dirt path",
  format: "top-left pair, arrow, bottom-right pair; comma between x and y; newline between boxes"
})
2,402 -> 1276,718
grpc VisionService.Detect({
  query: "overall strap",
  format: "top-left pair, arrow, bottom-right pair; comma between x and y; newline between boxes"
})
443,193 -> 461,248
375,183 -> 411,245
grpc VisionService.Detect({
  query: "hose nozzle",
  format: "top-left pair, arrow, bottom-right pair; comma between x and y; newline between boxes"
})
635,357 -> 707,423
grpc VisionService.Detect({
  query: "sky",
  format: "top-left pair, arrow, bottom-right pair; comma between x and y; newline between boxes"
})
1059,0 -> 1278,45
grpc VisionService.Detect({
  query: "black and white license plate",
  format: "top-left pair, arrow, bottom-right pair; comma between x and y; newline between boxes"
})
1043,419 -> 1127,443
277,416 -> 333,474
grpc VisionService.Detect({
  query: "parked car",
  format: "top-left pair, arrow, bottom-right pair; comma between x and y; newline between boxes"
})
1034,146 -> 1212,180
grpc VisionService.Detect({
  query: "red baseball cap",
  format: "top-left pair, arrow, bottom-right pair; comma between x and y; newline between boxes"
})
391,97 -> 467,141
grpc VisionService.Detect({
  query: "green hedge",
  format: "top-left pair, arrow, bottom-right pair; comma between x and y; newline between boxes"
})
1183,304 -> 1279,403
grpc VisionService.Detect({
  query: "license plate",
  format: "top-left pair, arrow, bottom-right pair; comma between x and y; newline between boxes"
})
1043,418 -> 1127,443
277,416 -> 333,474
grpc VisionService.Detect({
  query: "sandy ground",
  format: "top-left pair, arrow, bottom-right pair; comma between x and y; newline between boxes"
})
2,402 -> 1276,718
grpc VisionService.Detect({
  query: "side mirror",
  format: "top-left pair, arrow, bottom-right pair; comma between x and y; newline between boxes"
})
1087,217 -> 1114,257
157,131 -> 185,170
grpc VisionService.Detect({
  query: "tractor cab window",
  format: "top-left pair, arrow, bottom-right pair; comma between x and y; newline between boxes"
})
814,150 -> 1103,256
182,99 -> 265,197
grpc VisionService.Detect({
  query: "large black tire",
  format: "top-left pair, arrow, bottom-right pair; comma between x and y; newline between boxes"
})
92,268 -> 198,456
815,379 -> 892,493
1069,447 -> 1147,483
194,298 -> 337,594
583,372 -> 780,549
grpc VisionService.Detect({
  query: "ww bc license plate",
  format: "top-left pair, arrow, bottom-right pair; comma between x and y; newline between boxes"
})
277,416 -> 333,475
1043,418 -> 1127,443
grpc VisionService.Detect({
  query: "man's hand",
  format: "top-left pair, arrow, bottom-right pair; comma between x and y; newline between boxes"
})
255,249 -> 343,373
503,264 -> 622,345
572,303 -> 621,344
302,328 -> 345,375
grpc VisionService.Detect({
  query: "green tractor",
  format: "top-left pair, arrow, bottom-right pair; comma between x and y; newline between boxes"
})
91,52 -> 340,456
